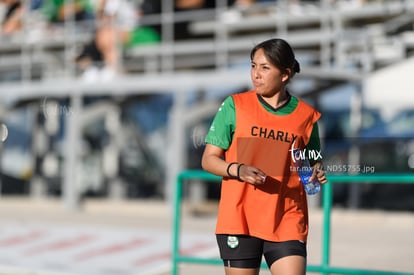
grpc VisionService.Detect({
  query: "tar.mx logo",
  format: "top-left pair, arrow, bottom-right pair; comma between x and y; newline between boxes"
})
290,141 -> 322,163
191,126 -> 207,149
191,126 -> 227,149
41,97 -> 73,118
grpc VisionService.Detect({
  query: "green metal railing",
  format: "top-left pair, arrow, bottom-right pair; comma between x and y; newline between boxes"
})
172,170 -> 414,275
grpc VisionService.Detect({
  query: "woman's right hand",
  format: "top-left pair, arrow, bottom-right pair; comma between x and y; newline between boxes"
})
238,164 -> 266,185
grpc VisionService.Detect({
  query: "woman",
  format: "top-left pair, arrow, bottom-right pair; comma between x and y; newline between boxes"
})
201,38 -> 327,275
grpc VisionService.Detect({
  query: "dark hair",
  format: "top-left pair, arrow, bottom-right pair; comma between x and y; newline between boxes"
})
250,38 -> 300,78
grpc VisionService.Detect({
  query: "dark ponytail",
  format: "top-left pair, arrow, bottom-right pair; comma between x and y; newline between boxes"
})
293,59 -> 300,74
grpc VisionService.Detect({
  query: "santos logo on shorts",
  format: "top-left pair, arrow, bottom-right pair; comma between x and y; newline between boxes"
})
227,236 -> 239,248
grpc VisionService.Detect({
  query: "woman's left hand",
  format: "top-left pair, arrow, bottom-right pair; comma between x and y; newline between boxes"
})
311,162 -> 327,184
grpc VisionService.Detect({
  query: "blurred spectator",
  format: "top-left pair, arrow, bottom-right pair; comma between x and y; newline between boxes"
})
75,0 -> 266,79
41,0 -> 95,24
76,0 -> 160,81
175,0 -> 242,40
139,0 -> 257,41
238,0 -> 256,5
0,0 -> 22,37
139,0 -> 161,38
174,0 -> 206,40
30,0 -> 42,10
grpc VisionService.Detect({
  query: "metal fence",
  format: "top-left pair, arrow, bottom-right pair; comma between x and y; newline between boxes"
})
172,170 -> 414,275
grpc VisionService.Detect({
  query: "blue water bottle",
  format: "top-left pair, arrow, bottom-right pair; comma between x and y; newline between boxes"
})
293,149 -> 321,195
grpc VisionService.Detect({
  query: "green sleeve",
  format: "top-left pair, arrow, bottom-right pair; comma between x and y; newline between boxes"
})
306,122 -> 322,164
204,96 -> 235,150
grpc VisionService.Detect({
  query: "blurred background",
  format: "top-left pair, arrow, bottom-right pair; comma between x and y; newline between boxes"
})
0,0 -> 413,274
1,0 -> 413,209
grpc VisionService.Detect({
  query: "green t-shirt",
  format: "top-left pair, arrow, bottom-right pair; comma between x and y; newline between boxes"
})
205,93 -> 321,161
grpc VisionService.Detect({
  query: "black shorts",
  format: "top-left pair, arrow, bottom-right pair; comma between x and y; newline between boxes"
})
216,234 -> 307,268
